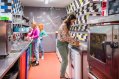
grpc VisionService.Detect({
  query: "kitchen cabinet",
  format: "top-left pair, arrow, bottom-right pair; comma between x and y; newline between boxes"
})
83,52 -> 88,79
29,43 -> 33,66
0,40 -> 33,79
26,47 -> 30,79
69,48 -> 82,79
19,51 -> 26,79
68,44 -> 88,79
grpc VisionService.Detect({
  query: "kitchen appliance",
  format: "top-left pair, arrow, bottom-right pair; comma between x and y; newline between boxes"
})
0,21 -> 12,57
88,25 -> 119,79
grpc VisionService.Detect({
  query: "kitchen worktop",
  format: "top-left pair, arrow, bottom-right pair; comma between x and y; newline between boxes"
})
69,42 -> 87,53
0,40 -> 33,79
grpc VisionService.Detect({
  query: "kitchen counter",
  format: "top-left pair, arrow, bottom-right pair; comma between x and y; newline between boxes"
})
69,42 -> 87,53
0,40 -> 33,79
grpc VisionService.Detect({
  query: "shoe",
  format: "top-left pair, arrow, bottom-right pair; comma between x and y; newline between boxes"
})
34,62 -> 39,66
41,56 -> 44,60
32,60 -> 36,64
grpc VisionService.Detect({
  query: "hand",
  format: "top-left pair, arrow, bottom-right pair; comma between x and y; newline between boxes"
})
71,41 -> 80,46
31,36 -> 34,39
25,37 -> 31,41
75,41 -> 80,46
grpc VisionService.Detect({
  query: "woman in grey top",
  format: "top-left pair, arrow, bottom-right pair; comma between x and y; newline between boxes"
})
57,14 -> 79,79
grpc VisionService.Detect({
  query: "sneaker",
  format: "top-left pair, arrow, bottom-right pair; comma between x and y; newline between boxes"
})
32,62 -> 39,66
32,60 -> 36,64
34,62 -> 39,66
33,61 -> 39,66
41,56 -> 44,60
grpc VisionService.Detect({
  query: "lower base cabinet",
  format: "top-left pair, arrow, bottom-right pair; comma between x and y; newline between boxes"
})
68,47 -> 89,79
26,48 -> 30,79
69,48 -> 82,79
1,42 -> 33,79
19,52 -> 26,79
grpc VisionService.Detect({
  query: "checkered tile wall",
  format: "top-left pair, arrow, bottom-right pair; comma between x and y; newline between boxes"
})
0,0 -> 23,14
0,0 -> 12,13
70,24 -> 88,32
66,0 -> 101,42
12,0 -> 23,14
70,31 -> 88,42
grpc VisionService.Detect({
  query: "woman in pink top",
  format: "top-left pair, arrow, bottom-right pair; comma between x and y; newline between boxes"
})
30,22 -> 40,66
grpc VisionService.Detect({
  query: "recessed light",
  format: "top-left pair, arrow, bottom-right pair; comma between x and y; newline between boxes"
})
45,0 -> 49,4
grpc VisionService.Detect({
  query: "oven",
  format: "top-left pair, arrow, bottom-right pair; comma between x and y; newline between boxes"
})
88,25 -> 119,79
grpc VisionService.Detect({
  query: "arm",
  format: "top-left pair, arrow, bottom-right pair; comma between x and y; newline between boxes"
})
59,24 -> 76,43
42,30 -> 48,37
39,30 -> 48,40
27,31 -> 33,37
28,31 -> 33,37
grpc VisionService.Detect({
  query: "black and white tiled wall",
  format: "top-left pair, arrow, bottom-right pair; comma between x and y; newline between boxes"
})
66,0 -> 101,42
0,0 -> 23,14
12,0 -> 23,14
0,0 -> 12,13
70,31 -> 88,42
70,24 -> 88,32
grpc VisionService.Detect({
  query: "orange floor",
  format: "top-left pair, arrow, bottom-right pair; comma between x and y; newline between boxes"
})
28,53 -> 60,79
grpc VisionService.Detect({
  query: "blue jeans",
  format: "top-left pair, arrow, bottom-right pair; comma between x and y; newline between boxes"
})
39,39 -> 44,57
34,38 -> 40,63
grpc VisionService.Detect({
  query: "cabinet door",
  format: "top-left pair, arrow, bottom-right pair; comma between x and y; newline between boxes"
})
20,52 -> 26,79
83,52 -> 88,79
74,52 -> 81,79
29,44 -> 32,65
26,48 -> 30,79
71,49 -> 82,79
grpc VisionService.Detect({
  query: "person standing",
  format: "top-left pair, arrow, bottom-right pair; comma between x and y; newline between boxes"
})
57,14 -> 79,79
38,23 -> 48,59
29,22 -> 40,66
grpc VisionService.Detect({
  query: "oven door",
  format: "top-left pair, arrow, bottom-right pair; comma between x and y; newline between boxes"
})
88,25 -> 119,78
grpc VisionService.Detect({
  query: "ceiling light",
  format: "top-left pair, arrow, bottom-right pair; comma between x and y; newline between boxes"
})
45,0 -> 49,4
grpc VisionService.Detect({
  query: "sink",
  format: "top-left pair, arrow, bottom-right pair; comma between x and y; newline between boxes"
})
11,41 -> 31,53
11,49 -> 22,53
11,43 -> 23,53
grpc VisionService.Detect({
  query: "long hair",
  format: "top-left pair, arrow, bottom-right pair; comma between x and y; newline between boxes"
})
63,14 -> 76,30
32,22 -> 37,29
38,23 -> 44,31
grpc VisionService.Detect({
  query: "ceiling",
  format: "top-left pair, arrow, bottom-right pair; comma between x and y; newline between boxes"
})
20,0 -> 73,8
